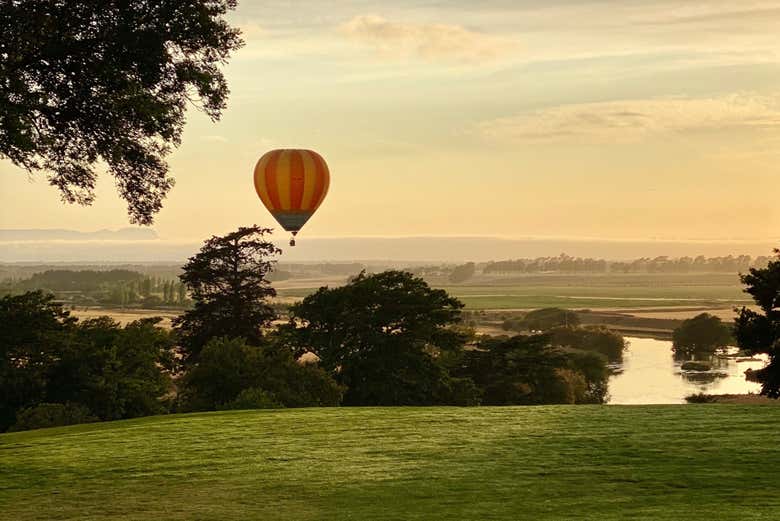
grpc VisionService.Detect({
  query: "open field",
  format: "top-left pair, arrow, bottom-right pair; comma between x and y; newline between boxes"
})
276,273 -> 751,311
70,307 -> 180,328
62,273 -> 750,338
1,406 -> 779,520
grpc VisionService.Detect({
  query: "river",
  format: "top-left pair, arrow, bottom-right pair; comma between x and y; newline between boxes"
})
608,337 -> 768,404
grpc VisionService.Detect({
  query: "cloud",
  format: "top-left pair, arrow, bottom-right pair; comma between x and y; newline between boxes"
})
633,4 -> 780,27
338,15 -> 514,63
477,94 -> 780,144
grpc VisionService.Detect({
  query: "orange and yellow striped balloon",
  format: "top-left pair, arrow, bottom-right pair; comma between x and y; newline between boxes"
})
253,149 -> 330,244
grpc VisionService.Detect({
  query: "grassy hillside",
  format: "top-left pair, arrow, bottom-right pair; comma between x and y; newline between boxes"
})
1,406 -> 779,520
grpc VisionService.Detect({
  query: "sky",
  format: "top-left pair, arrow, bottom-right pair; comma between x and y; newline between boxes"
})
1,0 -> 779,245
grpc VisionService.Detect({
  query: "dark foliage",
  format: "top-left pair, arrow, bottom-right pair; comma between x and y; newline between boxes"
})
48,316 -> 174,420
9,402 -> 98,432
0,291 -> 174,431
454,335 -> 609,405
288,270 -> 475,405
547,326 -> 627,363
5,269 -> 189,308
520,308 -> 580,331
0,291 -> 74,431
16,269 -> 143,291
0,0 -> 242,223
672,313 -> 733,356
174,226 -> 281,361
685,393 -> 717,404
224,387 -> 283,410
734,249 -> 780,397
181,337 -> 343,410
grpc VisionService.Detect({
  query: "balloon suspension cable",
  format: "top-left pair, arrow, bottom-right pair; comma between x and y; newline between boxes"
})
289,231 -> 298,247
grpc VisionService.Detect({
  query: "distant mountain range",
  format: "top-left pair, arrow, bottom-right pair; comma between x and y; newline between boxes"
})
0,228 -> 158,241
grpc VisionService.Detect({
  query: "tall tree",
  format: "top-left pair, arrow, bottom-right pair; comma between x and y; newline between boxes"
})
174,226 -> 281,361
0,291 -> 74,431
0,1 -> 242,224
734,249 -> 780,397
288,271 -> 473,405
177,282 -> 187,305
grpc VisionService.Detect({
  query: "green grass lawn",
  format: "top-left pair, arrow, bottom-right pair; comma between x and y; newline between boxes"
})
1,406 -> 779,520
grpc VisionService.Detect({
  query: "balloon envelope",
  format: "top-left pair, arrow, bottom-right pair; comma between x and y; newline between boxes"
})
253,149 -> 330,235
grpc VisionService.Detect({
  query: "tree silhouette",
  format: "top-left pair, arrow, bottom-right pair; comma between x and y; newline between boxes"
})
288,271 -> 470,405
734,249 -> 780,397
0,1 -> 242,223
174,226 -> 281,362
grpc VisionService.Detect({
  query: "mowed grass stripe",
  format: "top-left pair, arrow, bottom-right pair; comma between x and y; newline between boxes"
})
1,406 -> 779,520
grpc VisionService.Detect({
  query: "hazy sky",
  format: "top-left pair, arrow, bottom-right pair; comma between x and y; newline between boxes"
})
1,0 -> 779,242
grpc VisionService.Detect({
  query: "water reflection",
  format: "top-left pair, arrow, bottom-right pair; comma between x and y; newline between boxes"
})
608,337 -> 768,404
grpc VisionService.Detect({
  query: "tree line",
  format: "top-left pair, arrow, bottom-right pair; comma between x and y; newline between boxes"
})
3,270 -> 189,308
484,254 -> 771,274
1,227 -> 619,432
2,227 -> 777,432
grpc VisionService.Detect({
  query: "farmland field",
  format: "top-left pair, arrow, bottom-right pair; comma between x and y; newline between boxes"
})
1,406 -> 779,520
276,272 -> 750,311
67,272 -> 750,333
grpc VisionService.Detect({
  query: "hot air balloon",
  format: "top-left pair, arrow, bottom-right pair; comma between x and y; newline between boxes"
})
253,149 -> 330,246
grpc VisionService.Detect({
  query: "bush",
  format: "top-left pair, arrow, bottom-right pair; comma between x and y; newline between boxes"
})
454,334 -> 609,405
673,313 -> 733,355
522,308 -> 580,331
182,337 -> 344,411
10,403 -> 98,432
224,388 -> 284,410
548,326 -> 626,362
685,393 -> 717,403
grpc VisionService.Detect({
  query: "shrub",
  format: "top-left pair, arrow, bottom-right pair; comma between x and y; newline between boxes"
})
673,313 -> 733,356
10,403 -> 98,432
522,308 -> 580,331
224,388 -> 284,410
454,334 -> 609,405
685,393 -> 717,403
182,337 -> 344,411
552,368 -> 589,404
548,326 -> 627,363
